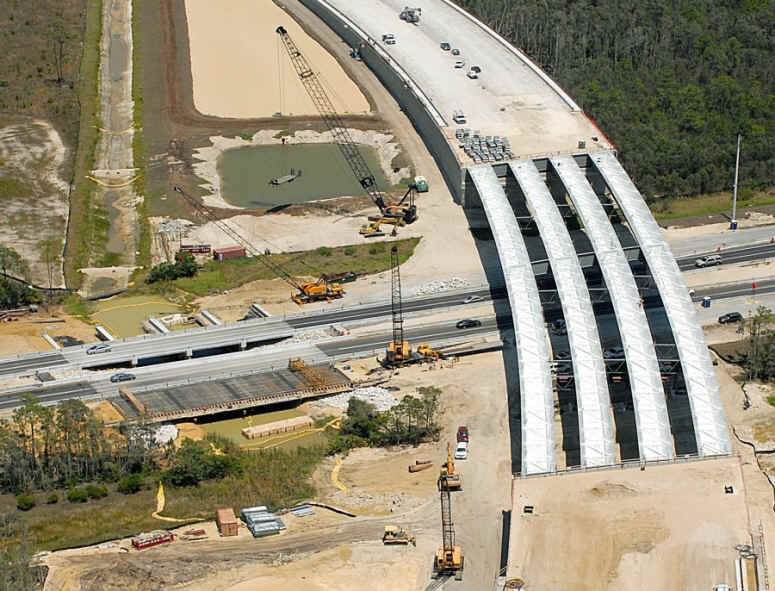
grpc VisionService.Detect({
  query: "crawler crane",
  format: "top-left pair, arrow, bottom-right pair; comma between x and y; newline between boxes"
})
276,26 -> 419,235
433,472 -> 464,581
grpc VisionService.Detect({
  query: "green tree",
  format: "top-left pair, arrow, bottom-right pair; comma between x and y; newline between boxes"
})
0,246 -> 30,281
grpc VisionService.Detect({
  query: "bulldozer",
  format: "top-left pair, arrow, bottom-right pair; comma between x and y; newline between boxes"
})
382,525 -> 416,546
438,442 -> 462,491
291,278 -> 344,305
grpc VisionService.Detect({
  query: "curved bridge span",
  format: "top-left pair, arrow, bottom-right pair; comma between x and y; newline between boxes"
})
296,0 -> 730,469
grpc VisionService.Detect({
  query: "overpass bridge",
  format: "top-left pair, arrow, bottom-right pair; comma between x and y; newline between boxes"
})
297,0 -> 731,473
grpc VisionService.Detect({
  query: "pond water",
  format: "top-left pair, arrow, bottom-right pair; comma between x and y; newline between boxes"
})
217,143 -> 389,208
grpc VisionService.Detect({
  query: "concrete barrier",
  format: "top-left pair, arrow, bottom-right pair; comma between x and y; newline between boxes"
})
95,325 -> 115,341
201,310 -> 222,326
298,0 -> 465,203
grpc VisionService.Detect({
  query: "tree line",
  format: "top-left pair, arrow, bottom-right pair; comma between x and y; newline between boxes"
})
329,386 -> 442,452
454,0 -> 774,201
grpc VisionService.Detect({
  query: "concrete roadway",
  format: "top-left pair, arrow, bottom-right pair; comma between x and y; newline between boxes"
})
0,318 -> 506,409
0,241 -> 772,381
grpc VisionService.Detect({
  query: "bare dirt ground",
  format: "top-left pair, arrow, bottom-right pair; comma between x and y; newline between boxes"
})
40,350 -> 513,590
0,116 -> 69,286
185,0 -> 369,119
0,309 -> 94,357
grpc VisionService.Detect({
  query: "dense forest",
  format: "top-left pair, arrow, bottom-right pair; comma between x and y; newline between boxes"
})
455,0 -> 774,201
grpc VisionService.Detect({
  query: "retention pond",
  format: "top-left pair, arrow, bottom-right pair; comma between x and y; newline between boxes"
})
217,143 -> 389,208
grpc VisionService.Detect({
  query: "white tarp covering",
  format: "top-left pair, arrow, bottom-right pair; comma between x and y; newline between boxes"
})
592,151 -> 731,456
550,155 -> 674,461
510,160 -> 615,467
468,165 -> 555,475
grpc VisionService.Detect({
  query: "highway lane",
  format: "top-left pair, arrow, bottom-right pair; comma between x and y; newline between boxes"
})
0,241 -> 772,380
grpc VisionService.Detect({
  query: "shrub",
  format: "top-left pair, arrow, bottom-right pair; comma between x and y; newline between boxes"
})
316,246 -> 333,257
67,488 -> 88,503
117,473 -> 144,495
368,246 -> 378,255
16,494 -> 35,511
85,484 -> 108,499
343,246 -> 356,256
46,492 -> 59,504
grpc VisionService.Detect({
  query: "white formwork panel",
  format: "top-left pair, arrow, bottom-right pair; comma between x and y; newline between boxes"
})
550,155 -> 674,462
592,152 -> 731,456
468,165 -> 556,475
509,160 -> 615,468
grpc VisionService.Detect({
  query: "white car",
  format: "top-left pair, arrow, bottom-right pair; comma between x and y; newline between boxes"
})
454,441 -> 468,460
454,60 -> 466,69
466,69 -> 479,79
463,295 -> 483,304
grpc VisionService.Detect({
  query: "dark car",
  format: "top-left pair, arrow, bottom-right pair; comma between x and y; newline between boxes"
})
555,350 -> 571,360
456,318 -> 481,329
110,372 -> 136,383
550,318 -> 567,335
457,426 -> 469,442
718,312 -> 743,324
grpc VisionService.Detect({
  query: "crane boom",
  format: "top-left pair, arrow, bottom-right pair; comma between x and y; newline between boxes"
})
276,26 -> 387,213
172,185 -> 303,291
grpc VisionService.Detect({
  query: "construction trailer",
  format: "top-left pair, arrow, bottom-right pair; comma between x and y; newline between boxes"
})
216,507 -> 239,537
213,245 -> 246,260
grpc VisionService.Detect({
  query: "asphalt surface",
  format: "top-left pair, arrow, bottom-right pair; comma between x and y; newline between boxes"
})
0,241 -> 773,385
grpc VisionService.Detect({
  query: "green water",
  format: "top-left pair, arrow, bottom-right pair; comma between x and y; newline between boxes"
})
92,295 -> 181,338
217,143 -> 389,208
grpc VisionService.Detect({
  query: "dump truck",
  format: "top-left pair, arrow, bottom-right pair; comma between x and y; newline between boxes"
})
383,525 -> 416,546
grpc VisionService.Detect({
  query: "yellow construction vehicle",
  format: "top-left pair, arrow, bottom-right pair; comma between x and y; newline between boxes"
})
381,246 -> 443,367
438,442 -> 462,491
433,472 -> 464,581
382,525 -> 416,546
291,277 -> 344,305
359,216 -> 405,238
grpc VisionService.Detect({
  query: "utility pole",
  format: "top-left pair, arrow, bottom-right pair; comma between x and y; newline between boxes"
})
730,134 -> 742,230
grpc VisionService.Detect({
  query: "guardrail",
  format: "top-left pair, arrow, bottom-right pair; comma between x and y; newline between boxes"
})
516,451 -> 733,479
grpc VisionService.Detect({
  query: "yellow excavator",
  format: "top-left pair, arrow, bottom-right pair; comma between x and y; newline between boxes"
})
291,277 -> 344,305
438,442 -> 462,491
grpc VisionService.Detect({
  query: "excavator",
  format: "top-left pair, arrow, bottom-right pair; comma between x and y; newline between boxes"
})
170,185 -> 343,306
382,245 -> 442,367
433,471 -> 464,581
277,26 -> 420,237
438,442 -> 462,491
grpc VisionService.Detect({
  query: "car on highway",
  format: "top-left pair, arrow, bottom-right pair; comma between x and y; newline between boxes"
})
466,69 -> 479,79
110,372 -> 136,383
718,312 -> 743,324
454,441 -> 469,460
382,33 -> 396,45
456,318 -> 481,329
454,59 -> 466,69
555,350 -> 571,360
451,48 -> 461,55
462,295 -> 483,304
86,343 -> 112,355
695,254 -> 722,268
440,41 -> 451,50
457,426 -> 469,442
603,346 -> 625,359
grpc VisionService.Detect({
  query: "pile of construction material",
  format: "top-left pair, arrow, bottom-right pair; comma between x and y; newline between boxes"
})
413,277 -> 471,296
241,506 -> 286,537
153,424 -> 179,445
131,530 -> 174,550
241,416 -> 313,440
314,386 -> 398,412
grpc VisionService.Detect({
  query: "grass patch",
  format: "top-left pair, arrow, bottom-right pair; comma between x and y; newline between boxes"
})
96,251 -> 123,267
156,237 -> 420,297
63,293 -> 95,320
767,396 -> 775,408
8,444 -> 325,551
63,0 -> 104,287
652,188 -> 775,221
